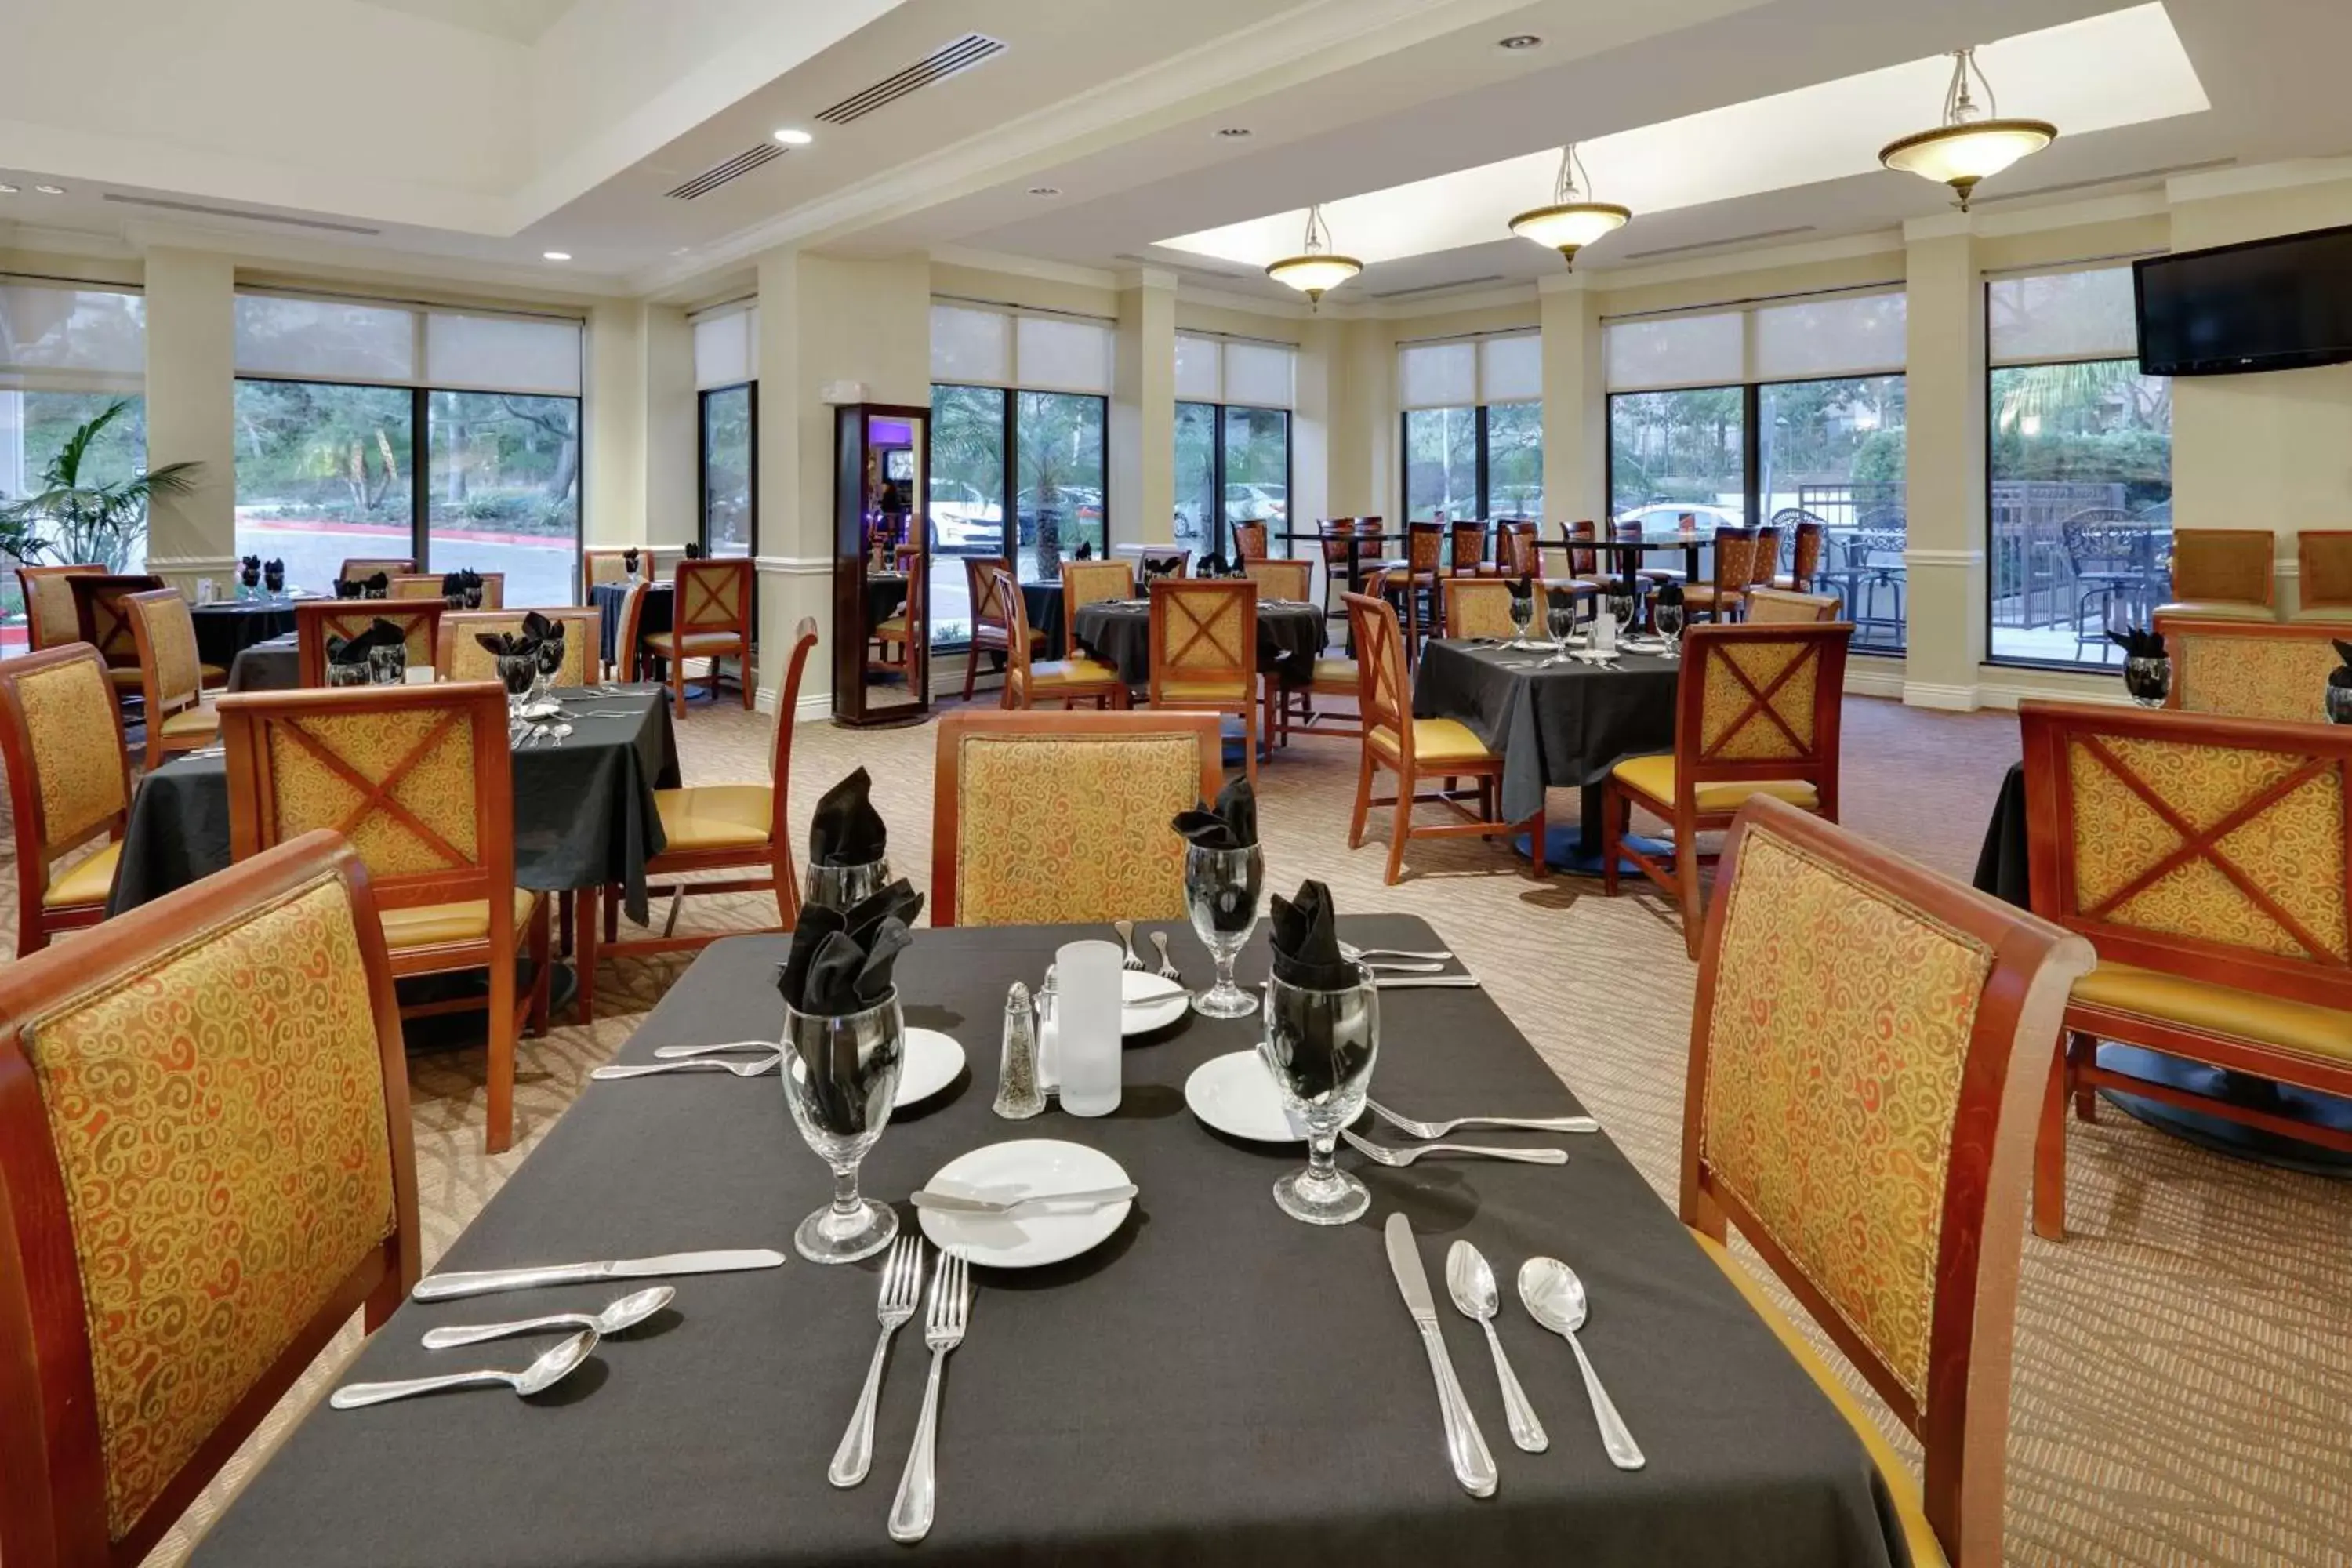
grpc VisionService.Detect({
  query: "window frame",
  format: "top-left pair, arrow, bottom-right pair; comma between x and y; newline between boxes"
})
697,379 -> 757,559
1178,399 -> 1293,558
927,380 -> 1111,651
1403,402 -> 1543,523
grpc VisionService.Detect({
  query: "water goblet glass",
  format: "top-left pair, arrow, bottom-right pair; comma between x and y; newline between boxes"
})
1260,964 -> 1379,1225
1507,589 -> 1535,649
368,646 -> 406,686
1184,843 -> 1264,1018
1653,601 -> 1685,659
495,652 -> 537,715
806,856 -> 892,913
1541,596 -> 1578,666
2123,655 -> 2172,708
781,992 -> 906,1264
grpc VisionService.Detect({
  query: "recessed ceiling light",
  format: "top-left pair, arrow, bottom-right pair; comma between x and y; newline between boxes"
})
542,251 -> 572,261
0,184 -> 18,195
670,246 -> 691,256
1028,187 -> 1062,197
1497,34 -> 1544,50
1217,127 -> 1253,139
773,128 -> 814,146
33,183 -> 66,195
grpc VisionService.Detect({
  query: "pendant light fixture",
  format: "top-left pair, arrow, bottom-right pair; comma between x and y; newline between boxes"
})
1878,47 -> 2056,211
1508,143 -> 1630,268
1264,203 -> 1361,307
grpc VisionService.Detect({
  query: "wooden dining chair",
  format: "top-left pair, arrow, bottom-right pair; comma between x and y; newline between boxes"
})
1232,520 -> 1270,562
593,619 -> 822,1018
69,574 -> 165,704
294,600 -> 444,687
1559,521 -> 1611,592
1441,577 -> 1521,641
583,547 -> 634,595
2018,701 -> 2352,1237
1603,619 -> 1853,955
873,546 -> 924,686
1316,519 -> 1363,638
1744,586 -> 1842,624
124,589 -> 219,769
0,829 -> 420,1568
390,572 -> 506,609
2158,527 -> 2274,622
1447,520 -> 1487,578
1060,558 -> 1135,634
960,556 -> 1042,701
436,608 -> 602,687
2150,612 -> 2339,723
929,708 -> 1222,927
1149,576 -> 1259,783
1344,591 -> 1536,884
1000,563 -> 1123,711
1621,519 -> 1686,591
338,556 -> 416,583
1382,521 -> 1446,659
2290,530 -> 2352,623
1241,558 -> 1311,603
1683,795 -> 2094,1568
1136,545 -> 1192,580
1748,524 -> 1783,605
645,557 -> 754,717
1494,520 -> 1541,580
1773,517 -> 1828,593
15,564 -> 101,653
218,681 -> 550,1153
1683,526 -> 1759,624
0,644 -> 133,956
611,579 -> 652,684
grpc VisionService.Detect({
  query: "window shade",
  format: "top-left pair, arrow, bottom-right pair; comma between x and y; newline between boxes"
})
1605,312 -> 1744,391
1988,268 -> 2140,365
930,303 -> 1009,383
426,311 -> 581,397
1479,334 -> 1542,402
1399,341 -> 1476,408
235,294 -> 416,383
693,307 -> 758,389
0,283 -> 145,392
1752,292 -> 1906,380
1222,341 -> 1295,408
1015,315 -> 1114,394
1174,333 -> 1221,402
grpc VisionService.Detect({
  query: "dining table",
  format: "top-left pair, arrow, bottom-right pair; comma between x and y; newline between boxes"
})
589,579 -> 673,669
187,915 -> 1908,1568
1070,596 -> 1328,688
224,631 -> 301,691
191,593 -> 301,668
1541,531 -> 1711,600
1412,637 -> 1680,876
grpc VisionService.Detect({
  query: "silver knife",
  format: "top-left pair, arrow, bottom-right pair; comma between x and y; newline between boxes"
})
412,1248 -> 787,1301
910,1184 -> 1137,1215
1385,1214 -> 1498,1497
1374,975 -> 1483,991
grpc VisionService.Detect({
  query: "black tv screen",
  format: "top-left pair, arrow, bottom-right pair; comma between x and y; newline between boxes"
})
2136,223 -> 2352,376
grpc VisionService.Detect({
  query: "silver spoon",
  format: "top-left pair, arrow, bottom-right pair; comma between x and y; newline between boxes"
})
1518,1258 -> 1644,1470
1149,931 -> 1181,982
330,1328 -> 598,1409
420,1286 -> 673,1350
1446,1242 -> 1546,1452
592,1056 -> 777,1080
1340,1127 -> 1566,1167
541,720 -> 574,749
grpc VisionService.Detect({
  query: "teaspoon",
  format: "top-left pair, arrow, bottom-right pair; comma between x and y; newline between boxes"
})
330,1329 -> 597,1409
592,1056 -> 777,1080
421,1285 -> 673,1350
1445,1242 -> 1546,1452
1518,1257 -> 1644,1470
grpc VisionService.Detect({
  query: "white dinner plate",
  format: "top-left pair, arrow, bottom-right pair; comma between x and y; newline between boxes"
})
1183,1049 -> 1367,1144
895,1027 -> 964,1108
916,1140 -> 1133,1268
1123,967 -> 1189,1036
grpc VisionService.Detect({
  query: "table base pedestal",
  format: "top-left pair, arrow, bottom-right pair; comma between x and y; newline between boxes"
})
2096,1045 -> 2352,1177
1510,825 -> 1673,879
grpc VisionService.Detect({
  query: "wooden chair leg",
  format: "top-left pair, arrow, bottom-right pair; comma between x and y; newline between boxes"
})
2034,1040 -> 2070,1241
1526,804 -> 1545,880
1675,815 -> 1705,959
485,956 -> 517,1156
739,644 -> 755,710
558,889 -> 575,956
670,655 -> 686,720
1242,703 -> 1258,785
962,644 -> 979,702
775,849 -> 801,931
1350,749 -> 1375,848
2070,1032 -> 2099,1122
575,885 -> 598,1025
1385,760 -> 1413,885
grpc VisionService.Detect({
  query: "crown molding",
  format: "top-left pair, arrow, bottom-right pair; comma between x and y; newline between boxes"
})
1170,283 -> 1312,321
1115,265 -> 1179,293
1590,227 -> 1906,293
929,245 -> 1122,292
2169,155 -> 2352,205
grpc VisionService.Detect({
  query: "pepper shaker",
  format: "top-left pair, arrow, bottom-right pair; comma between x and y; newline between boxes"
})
993,981 -> 1046,1120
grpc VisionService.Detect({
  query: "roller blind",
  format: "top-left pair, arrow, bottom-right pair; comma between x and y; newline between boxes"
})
426,310 -> 581,397
1988,267 -> 2140,365
1174,333 -> 1221,401
1015,315 -> 1113,394
693,306 -> 758,389
234,292 -> 584,396
1222,341 -> 1294,408
930,303 -> 1010,383
0,282 -> 145,393
1399,340 -> 1476,408
1605,312 -> 1744,391
1752,292 -> 1907,380
1479,334 -> 1542,402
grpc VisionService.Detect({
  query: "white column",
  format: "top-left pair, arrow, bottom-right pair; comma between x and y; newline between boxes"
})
1539,274 -> 1606,524
1900,218 -> 1987,707
584,300 -> 648,548
1113,268 -> 1177,545
142,247 -> 237,591
643,303 -> 697,549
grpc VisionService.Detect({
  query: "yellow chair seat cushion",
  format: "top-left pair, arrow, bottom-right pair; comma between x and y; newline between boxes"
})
1309,657 -> 1359,689
1683,585 -> 1744,606
158,703 -> 219,739
1611,753 -> 1820,815
2154,599 -> 2272,622
875,618 -> 913,641
2288,605 -> 2352,624
2070,961 -> 2352,1066
1691,1230 -> 1948,1568
649,630 -> 745,655
655,784 -> 774,852
1028,657 -> 1122,689
1156,677 -> 1249,703
379,890 -> 540,950
1369,717 -> 1494,766
201,662 -> 228,681
43,840 -> 122,909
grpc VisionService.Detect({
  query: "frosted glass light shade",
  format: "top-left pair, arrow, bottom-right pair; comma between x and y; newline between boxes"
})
1508,201 -> 1631,263
1265,253 -> 1362,303
1879,120 -> 2056,205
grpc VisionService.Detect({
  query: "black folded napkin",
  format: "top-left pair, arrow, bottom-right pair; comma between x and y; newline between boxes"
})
263,557 -> 285,591
1508,572 -> 1534,616
333,572 -> 391,600
326,618 -> 407,666
1075,540 -> 1094,561
1201,552 -> 1230,578
2107,624 -> 2166,660
775,878 -> 924,1014
1171,775 -> 1258,851
1270,878 -> 1356,990
684,542 -> 703,561
1143,557 -> 1179,583
441,568 -> 481,597
622,547 -> 641,575
809,767 -> 888,867
241,554 -> 263,587
2332,641 -> 2352,691
533,615 -> 568,676
1656,579 -> 1684,608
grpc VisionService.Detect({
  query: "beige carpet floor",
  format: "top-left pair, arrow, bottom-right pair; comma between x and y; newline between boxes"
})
5,691 -> 2345,1567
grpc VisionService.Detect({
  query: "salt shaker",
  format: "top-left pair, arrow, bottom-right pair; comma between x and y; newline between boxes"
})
993,981 -> 1046,1120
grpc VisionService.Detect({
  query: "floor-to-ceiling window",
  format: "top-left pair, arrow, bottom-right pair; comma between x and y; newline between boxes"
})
1174,332 -> 1295,559
927,302 -> 1114,648
694,303 -> 758,558
1,281 -> 152,625
1606,291 -> 1908,652
1399,332 -> 1543,524
231,293 -> 583,603
1985,267 -> 2172,669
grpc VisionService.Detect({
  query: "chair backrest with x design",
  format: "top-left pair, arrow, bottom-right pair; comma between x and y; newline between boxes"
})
2019,701 -> 2352,1011
218,681 -> 514,924
71,575 -> 163,672
674,557 -> 751,637
1676,622 -> 1852,814
338,557 -> 416,584
977,564 -> 1040,688
437,608 -> 600,687
1148,578 -> 1255,706
296,601 -> 444,687
2151,614 -> 2342,725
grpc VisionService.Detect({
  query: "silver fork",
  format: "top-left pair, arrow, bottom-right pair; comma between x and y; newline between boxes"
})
590,1057 -> 776,1080
1341,1127 -> 1567,1167
829,1236 -> 923,1488
888,1250 -> 971,1544
1367,1100 -> 1600,1138
1339,942 -> 1454,963
652,1040 -> 782,1060
1149,931 -> 1181,982
1112,920 -> 1146,972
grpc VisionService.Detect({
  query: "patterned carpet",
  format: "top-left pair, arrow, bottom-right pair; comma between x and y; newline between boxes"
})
7,689 -> 2345,1566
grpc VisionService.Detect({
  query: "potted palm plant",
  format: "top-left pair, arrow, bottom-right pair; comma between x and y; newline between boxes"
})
0,400 -> 202,572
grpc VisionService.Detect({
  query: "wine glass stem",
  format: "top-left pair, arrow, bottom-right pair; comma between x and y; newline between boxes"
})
1308,1131 -> 1338,1185
1214,944 -> 1239,996
830,1163 -> 863,1218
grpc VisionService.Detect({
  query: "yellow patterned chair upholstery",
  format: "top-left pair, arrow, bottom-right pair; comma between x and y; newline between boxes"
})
1240,557 -> 1311,603
125,588 -> 220,770
2018,701 -> 2352,1238
2153,613 -> 2340,724
16,564 -> 102,652
645,556 -> 754,717
2290,530 -> 2352,623
1000,561 -> 1125,712
0,830 -> 419,1567
436,607 -> 601,688
218,681 -> 549,1153
931,710 -> 1222,927
296,599 -> 444,687
0,644 -> 136,956
2154,526 -> 2274,622
1684,797 -> 2093,1568
1439,577 -> 1523,641
338,556 -> 416,583
1604,619 -> 1853,956
1744,586 -> 1842,624
390,572 -> 505,608
1149,577 -> 1260,783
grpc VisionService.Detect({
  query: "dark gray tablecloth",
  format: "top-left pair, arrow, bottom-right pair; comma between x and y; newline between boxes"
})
226,634 -> 299,692
190,916 -> 1904,1568
191,597 -> 298,667
590,582 -> 674,666
107,688 -> 681,922
1413,640 -> 1680,824
1973,762 -> 2030,907
1072,600 -> 1327,688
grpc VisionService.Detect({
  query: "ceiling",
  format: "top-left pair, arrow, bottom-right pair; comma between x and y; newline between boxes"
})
1,0 -> 2348,304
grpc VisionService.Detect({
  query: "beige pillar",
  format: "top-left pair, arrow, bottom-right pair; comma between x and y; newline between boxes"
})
1323,318 -> 1387,517
584,300 -> 648,548
1539,275 -> 1606,524
1900,219 -> 1986,706
141,247 -> 236,593
1113,269 -> 1176,545
643,303 -> 697,549
1288,318 -> 1340,550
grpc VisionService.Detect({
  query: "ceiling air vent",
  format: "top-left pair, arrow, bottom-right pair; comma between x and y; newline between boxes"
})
1970,158 -> 2235,207
1622,226 -> 1815,262
817,34 -> 1006,125
100,192 -> 382,235
1368,275 -> 1505,300
665,143 -> 786,201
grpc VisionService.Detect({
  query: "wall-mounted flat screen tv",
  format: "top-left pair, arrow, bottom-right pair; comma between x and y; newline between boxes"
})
2136,223 -> 2352,376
